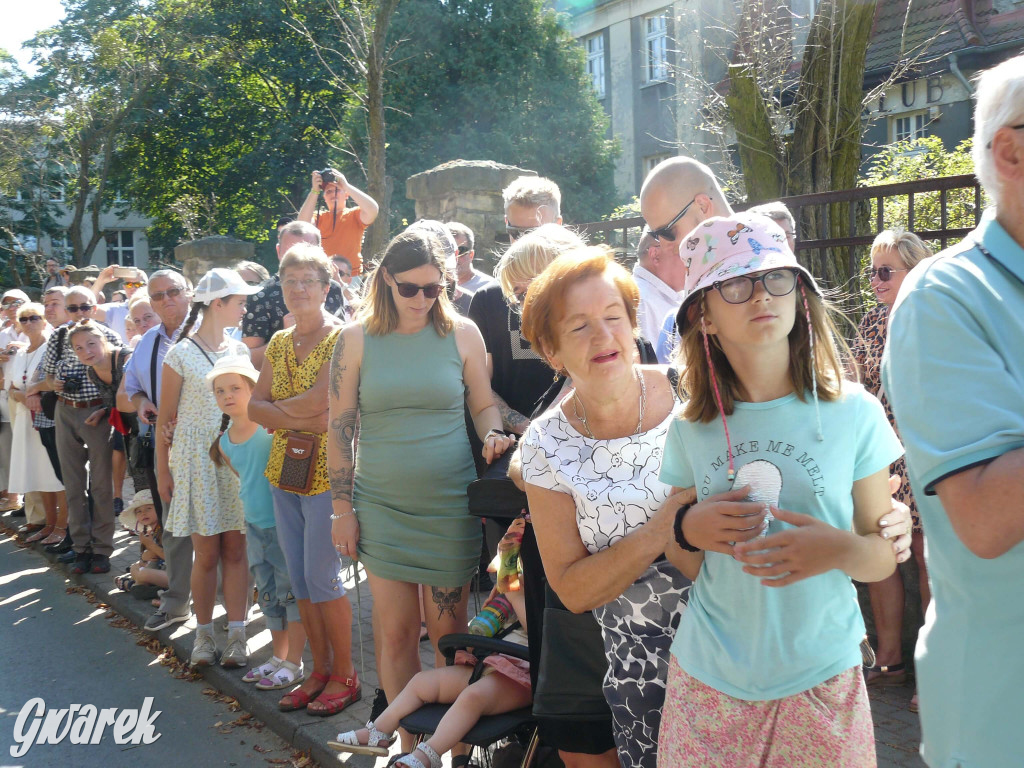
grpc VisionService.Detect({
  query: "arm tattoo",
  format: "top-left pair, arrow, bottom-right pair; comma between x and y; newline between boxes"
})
329,332 -> 347,400
330,408 -> 357,463
329,466 -> 354,502
493,390 -> 529,433
430,585 -> 464,621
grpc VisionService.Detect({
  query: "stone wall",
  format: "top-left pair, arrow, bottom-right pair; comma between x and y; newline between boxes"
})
406,160 -> 535,271
174,236 -> 255,286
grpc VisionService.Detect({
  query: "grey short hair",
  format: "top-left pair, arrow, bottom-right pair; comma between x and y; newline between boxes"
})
43,286 -> 68,298
148,269 -> 191,291
502,176 -> 561,218
748,201 -> 796,233
66,285 -> 94,301
278,219 -> 322,245
446,221 -> 474,251
972,53 -> 1024,206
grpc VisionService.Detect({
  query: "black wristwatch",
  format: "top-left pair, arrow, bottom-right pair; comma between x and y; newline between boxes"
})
673,503 -> 700,553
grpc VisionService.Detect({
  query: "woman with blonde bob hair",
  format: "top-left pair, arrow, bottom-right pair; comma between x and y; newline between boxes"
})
328,225 -> 514,753
853,227 -> 933,710
495,223 -> 586,308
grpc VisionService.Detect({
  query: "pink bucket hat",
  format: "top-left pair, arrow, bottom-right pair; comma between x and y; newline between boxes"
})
675,212 -> 821,333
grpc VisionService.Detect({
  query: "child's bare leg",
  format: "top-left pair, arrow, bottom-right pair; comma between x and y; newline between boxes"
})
349,666 -> 473,744
284,621 -> 307,666
133,564 -> 169,589
269,628 -> 289,661
412,674 -> 531,762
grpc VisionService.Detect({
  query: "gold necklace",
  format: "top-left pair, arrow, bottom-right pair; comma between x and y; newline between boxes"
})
573,366 -> 646,439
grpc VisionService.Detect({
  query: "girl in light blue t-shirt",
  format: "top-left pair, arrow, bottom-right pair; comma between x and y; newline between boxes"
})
656,213 -> 907,768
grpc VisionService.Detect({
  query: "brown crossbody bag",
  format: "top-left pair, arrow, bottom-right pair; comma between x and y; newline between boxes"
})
274,341 -> 320,495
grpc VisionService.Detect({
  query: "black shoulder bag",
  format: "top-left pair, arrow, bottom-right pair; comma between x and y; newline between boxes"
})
40,326 -> 69,420
128,337 -> 161,472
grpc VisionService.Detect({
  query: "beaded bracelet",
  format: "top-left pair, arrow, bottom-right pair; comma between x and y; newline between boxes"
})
330,511 -> 355,521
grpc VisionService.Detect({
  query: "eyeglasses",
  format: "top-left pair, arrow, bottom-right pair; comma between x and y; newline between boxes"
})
149,286 -> 184,302
395,281 -> 444,299
713,269 -> 797,304
19,315 -> 43,323
124,281 -> 144,289
65,303 -> 94,313
506,224 -> 537,241
986,123 -> 1024,148
648,198 -> 697,243
457,244 -> 471,256
865,266 -> 908,282
282,277 -> 325,292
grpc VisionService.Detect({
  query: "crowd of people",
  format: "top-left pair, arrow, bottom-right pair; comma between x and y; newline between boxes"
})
3,54 -> 1022,768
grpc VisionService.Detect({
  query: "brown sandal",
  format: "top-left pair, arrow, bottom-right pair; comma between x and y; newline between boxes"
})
22,525 -> 55,544
863,662 -> 907,687
307,673 -> 361,717
40,527 -> 67,546
278,671 -> 328,712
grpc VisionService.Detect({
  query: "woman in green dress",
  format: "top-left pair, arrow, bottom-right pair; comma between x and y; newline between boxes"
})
327,224 -> 513,735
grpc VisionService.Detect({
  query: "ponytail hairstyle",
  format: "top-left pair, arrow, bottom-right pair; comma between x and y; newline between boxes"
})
173,301 -> 205,345
209,412 -> 231,467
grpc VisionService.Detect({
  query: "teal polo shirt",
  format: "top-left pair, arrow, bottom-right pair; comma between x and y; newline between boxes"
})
882,210 -> 1024,768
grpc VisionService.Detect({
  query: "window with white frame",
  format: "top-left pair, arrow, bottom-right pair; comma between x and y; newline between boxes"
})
16,234 -> 39,253
51,232 -> 72,260
105,230 -> 135,266
585,33 -> 606,99
644,12 -> 669,83
891,111 -> 927,143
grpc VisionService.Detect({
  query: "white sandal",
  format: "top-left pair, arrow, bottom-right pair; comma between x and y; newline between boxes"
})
243,657 -> 283,684
329,720 -> 395,756
255,660 -> 305,690
392,743 -> 442,768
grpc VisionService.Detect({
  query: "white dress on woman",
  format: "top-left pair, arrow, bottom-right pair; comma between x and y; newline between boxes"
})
8,344 -> 63,493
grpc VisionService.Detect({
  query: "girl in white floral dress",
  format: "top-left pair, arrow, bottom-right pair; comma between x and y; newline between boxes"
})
156,268 -> 259,668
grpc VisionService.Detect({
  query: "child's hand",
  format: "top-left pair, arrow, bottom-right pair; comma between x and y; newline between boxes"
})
879,474 -> 913,563
681,486 -> 770,555
732,506 -> 851,587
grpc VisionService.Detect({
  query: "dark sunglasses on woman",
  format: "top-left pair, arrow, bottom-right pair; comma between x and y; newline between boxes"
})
395,282 -> 444,299
865,266 -> 908,282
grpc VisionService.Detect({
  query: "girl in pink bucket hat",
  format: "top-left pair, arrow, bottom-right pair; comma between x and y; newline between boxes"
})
656,212 -> 911,766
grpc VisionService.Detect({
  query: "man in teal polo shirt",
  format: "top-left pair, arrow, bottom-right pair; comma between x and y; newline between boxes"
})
883,54 -> 1024,767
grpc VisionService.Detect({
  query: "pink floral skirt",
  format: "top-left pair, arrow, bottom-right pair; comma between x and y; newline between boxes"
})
657,657 -> 876,768
453,650 -> 531,692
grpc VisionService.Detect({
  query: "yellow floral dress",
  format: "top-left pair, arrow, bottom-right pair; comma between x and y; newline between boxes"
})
263,326 -> 341,496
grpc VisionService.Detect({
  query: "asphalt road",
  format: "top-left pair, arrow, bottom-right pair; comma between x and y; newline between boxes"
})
0,533 -> 308,768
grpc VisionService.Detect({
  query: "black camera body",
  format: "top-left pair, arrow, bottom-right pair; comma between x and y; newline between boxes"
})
63,376 -> 83,395
320,168 -> 339,185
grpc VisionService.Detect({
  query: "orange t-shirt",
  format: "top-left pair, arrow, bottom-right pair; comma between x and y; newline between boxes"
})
316,206 -> 368,275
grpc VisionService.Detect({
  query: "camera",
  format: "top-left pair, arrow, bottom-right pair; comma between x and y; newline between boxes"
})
320,168 -> 339,185
63,376 -> 83,395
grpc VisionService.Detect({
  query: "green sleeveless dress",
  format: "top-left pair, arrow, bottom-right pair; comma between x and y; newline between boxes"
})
354,324 -> 480,587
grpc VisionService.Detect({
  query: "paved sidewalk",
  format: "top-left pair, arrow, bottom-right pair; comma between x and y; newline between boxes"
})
3,503 -> 926,768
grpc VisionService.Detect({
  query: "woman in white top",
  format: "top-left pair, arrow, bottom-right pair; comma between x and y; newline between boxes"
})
8,302 -> 66,545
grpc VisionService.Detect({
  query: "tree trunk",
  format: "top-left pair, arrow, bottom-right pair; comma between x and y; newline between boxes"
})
363,0 -> 399,264
726,62 -> 784,202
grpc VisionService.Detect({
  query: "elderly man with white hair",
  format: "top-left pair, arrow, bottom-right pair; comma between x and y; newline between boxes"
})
882,53 -> 1024,767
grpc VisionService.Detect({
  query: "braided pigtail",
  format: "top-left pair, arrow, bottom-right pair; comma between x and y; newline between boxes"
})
209,412 -> 231,467
174,302 -> 204,345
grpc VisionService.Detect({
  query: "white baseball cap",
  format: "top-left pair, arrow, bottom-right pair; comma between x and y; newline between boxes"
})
205,354 -> 260,392
194,268 -> 262,304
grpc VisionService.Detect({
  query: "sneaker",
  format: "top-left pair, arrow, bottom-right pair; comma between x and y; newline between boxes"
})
57,549 -> 78,564
70,553 -> 92,575
90,554 -> 111,574
221,633 -> 248,669
191,633 -> 218,667
47,533 -> 73,554
144,610 -> 190,632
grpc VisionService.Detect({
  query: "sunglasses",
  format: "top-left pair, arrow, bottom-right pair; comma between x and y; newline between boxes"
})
149,286 -> 184,302
713,269 -> 797,304
124,281 -> 144,289
866,266 -> 908,282
395,281 -> 444,299
649,198 -> 697,242
1,300 -> 24,308
19,315 -> 43,324
65,303 -> 94,313
457,244 -> 471,256
505,224 -> 537,241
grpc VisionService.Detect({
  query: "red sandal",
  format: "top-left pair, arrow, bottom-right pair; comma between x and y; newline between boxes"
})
278,671 -> 329,712
307,672 -> 361,717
